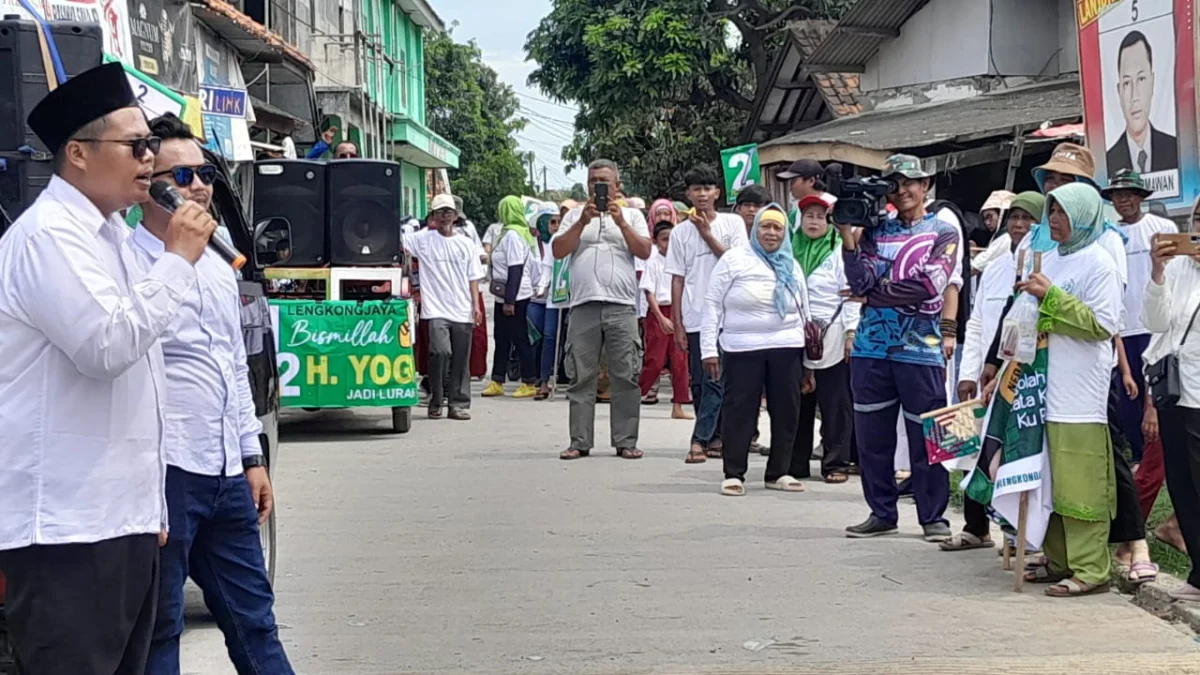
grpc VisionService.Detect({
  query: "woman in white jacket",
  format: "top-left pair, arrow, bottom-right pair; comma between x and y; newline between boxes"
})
788,196 -> 860,483
701,205 -> 808,496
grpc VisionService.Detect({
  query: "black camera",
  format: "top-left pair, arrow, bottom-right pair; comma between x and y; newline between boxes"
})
831,176 -> 895,228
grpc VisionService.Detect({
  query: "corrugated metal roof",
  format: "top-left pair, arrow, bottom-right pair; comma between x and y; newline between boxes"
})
190,0 -> 314,71
803,0 -> 931,71
759,79 -> 1081,151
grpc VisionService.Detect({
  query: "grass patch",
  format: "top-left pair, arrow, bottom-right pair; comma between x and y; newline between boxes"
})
948,470 -> 965,510
1145,490 -> 1190,578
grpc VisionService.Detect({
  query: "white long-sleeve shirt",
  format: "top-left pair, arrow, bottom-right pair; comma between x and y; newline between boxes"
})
0,176 -> 195,549
700,245 -> 807,359
128,225 -> 262,476
1141,257 -> 1200,409
803,251 -> 860,370
960,246 -> 1017,385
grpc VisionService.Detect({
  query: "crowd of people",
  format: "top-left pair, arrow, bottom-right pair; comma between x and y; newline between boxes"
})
404,141 -> 1200,603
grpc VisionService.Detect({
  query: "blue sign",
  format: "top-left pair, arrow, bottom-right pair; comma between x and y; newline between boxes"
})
199,85 -> 247,118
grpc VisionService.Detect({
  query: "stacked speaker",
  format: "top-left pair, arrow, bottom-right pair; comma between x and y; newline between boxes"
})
0,18 -> 104,232
253,159 -> 402,266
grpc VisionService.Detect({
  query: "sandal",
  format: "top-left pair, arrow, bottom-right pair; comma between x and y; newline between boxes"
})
1127,561 -> 1159,585
448,408 -> 471,421
1024,566 -> 1070,584
1045,577 -> 1109,598
617,447 -> 644,460
685,447 -> 707,464
824,472 -> 850,484
720,478 -> 745,496
765,475 -> 805,492
751,441 -> 769,456
428,407 -> 443,419
641,393 -> 658,405
706,440 -> 724,459
1023,554 -> 1049,569
939,533 -> 995,552
559,448 -> 590,460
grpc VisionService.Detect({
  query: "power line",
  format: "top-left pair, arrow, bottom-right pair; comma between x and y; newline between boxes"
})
518,105 -> 577,128
523,116 -> 576,141
514,90 -> 578,111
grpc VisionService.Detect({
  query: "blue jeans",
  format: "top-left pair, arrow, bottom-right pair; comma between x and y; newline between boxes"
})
527,302 -> 561,382
148,466 -> 293,675
686,332 -> 723,446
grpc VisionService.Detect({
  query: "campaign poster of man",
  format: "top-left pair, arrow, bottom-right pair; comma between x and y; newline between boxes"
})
1078,0 -> 1198,212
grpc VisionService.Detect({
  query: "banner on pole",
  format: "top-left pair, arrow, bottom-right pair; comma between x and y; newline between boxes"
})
720,143 -> 761,204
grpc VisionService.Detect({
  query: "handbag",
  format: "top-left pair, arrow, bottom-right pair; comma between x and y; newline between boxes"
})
805,302 -> 844,362
1148,298 -> 1200,408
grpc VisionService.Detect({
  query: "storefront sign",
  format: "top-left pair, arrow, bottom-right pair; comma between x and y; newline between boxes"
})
127,0 -> 163,76
200,84 -> 247,118
1077,0 -> 1198,212
269,300 -> 419,409
719,143 -> 761,204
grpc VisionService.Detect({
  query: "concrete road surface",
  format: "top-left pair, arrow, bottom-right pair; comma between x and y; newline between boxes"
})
181,388 -> 1200,674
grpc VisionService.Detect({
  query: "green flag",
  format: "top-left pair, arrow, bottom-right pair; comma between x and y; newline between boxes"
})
720,143 -> 762,204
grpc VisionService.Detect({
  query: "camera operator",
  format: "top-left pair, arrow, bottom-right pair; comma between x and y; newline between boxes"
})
837,154 -> 958,542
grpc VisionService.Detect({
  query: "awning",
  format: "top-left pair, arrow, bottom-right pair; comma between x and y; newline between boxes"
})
189,0 -> 313,71
801,0 -> 931,73
249,96 -> 310,136
758,79 -> 1081,167
390,116 -> 461,170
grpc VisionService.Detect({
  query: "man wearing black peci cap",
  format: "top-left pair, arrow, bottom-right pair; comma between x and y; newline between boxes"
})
0,62 -> 216,675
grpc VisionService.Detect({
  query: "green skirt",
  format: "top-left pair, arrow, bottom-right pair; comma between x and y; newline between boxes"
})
1046,422 -> 1115,523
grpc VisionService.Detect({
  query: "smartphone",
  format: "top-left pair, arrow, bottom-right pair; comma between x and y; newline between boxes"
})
1154,232 -> 1200,256
595,183 -> 609,212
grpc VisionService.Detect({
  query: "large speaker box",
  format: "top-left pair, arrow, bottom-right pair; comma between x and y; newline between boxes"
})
326,159 -> 401,266
0,19 -> 104,229
253,159 -> 327,265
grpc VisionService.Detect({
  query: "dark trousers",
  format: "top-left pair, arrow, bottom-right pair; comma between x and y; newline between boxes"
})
149,467 -> 292,675
0,533 -> 159,675
1116,333 -> 1152,463
1107,379 -> 1146,543
428,318 -> 473,410
1157,403 -> 1200,587
964,497 -> 990,537
792,360 -> 853,478
492,299 -> 536,384
721,348 -> 804,482
687,332 -> 723,446
852,357 -> 949,526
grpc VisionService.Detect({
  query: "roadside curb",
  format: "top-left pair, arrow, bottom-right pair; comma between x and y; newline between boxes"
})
1117,569 -> 1200,634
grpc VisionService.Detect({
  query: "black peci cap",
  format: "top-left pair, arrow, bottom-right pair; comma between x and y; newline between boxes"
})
28,62 -> 139,154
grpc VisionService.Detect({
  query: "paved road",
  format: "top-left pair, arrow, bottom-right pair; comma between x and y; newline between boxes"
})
181,388 -> 1200,675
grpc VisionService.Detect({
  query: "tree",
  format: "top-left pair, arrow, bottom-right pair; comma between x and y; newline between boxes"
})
525,0 -> 850,197
425,29 -> 533,226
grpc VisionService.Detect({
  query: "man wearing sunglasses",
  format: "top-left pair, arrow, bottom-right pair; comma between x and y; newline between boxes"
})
128,113 -> 294,675
0,63 -> 217,675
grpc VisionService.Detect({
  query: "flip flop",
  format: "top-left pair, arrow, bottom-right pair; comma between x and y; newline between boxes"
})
765,475 -> 805,492
824,472 -> 850,484
559,448 -> 590,460
706,440 -> 724,458
939,533 -> 995,552
685,448 -> 707,464
1045,578 -> 1109,598
617,447 -> 644,460
1127,561 -> 1159,585
720,478 -> 745,496
1024,566 -> 1070,584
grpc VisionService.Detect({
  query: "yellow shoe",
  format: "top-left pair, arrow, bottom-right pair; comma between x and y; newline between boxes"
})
482,381 -> 504,397
513,383 -> 538,399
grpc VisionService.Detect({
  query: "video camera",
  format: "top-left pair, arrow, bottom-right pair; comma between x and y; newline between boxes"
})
831,176 -> 895,229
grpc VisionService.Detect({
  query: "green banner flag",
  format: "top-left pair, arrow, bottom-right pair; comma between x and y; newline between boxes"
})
551,256 -> 570,304
720,143 -> 762,204
269,300 -> 419,408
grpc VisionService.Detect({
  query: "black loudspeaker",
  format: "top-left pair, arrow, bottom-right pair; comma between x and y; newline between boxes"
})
0,18 -> 103,228
253,159 -> 326,265
326,159 -> 401,266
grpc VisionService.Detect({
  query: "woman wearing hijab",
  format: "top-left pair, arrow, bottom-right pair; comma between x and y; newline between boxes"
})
700,205 -> 808,496
482,196 -> 539,399
789,196 -> 859,484
528,206 -> 562,399
994,183 -> 1122,596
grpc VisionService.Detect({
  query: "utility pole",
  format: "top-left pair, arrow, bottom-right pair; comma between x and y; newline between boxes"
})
542,166 -> 547,195
527,154 -> 535,188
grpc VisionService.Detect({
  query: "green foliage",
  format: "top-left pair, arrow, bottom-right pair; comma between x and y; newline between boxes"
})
525,0 -> 850,197
425,30 -> 533,225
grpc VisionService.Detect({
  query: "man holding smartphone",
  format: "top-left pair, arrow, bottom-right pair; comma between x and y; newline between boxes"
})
552,159 -> 653,460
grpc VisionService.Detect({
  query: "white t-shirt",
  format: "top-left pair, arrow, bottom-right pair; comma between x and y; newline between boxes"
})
803,251 -> 861,370
1117,213 -> 1177,337
483,222 -> 503,249
1040,244 -> 1123,424
554,206 -> 650,308
639,249 -> 672,309
403,228 -> 485,323
700,245 -> 807,359
490,231 -> 535,302
664,212 -> 749,332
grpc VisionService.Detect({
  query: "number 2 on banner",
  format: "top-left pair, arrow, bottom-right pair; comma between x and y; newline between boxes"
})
728,152 -> 753,191
278,352 -> 301,398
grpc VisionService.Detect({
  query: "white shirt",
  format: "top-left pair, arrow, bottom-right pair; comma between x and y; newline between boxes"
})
700,245 -> 807,359
935,207 -> 965,290
1040,245 -> 1123,423
960,246 -> 1016,385
483,222 -> 503,249
639,249 -> 672,308
403,228 -> 485,323
1141,257 -> 1200,409
0,177 -> 195,549
803,251 -> 861,370
665,213 -> 749,332
555,206 -> 650,308
128,226 -> 262,477
490,230 -> 535,301
971,232 -> 1011,274
1118,213 -> 1177,337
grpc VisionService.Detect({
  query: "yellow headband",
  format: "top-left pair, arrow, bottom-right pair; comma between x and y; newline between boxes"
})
758,210 -> 786,227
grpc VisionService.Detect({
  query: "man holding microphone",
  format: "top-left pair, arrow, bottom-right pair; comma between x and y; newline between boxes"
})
0,63 -> 215,675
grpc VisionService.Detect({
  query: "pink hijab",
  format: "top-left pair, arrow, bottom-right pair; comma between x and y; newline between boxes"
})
648,198 -> 677,226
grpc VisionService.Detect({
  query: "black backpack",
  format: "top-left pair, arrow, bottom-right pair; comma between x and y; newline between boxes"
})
926,199 -> 973,343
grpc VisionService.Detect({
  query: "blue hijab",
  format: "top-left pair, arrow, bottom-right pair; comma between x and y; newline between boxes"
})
750,204 -> 801,318
1028,174 -> 1127,252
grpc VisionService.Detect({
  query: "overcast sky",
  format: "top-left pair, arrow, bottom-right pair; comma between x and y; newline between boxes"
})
434,0 -> 583,190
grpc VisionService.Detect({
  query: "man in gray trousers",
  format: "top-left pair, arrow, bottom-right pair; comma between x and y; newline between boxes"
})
552,159 -> 653,459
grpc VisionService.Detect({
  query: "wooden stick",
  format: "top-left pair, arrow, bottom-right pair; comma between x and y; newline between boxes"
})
1014,492 -> 1030,592
1032,251 -> 1043,274
1002,539 -> 1013,571
36,27 -> 59,92
919,398 -> 982,420
547,307 -> 566,401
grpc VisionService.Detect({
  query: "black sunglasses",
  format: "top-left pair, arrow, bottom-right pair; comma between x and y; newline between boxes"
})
75,135 -> 161,159
152,164 -> 218,188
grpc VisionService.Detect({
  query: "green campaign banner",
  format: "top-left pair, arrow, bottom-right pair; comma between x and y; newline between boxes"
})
269,300 -> 419,408
720,143 -> 762,204
551,256 -> 570,304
